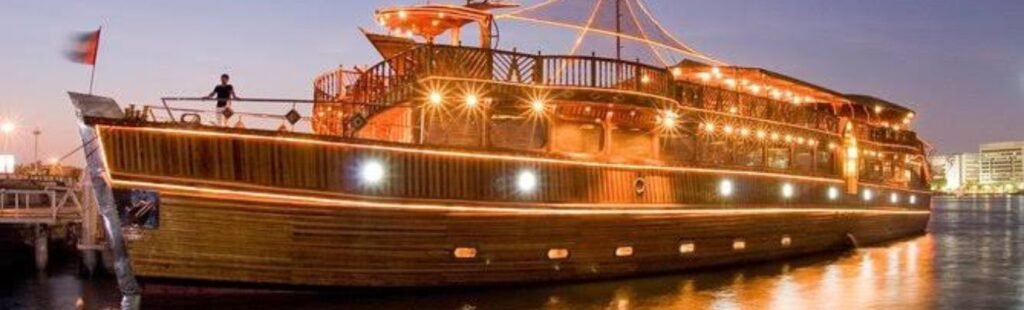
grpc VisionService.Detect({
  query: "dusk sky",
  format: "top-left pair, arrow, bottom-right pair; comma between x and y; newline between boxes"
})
0,0 -> 1021,164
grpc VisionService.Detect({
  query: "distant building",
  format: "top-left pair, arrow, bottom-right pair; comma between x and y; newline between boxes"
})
930,153 -> 979,192
979,141 -> 1024,190
0,154 -> 14,174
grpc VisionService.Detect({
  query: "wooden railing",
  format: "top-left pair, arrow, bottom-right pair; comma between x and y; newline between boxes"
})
315,44 -> 674,107
312,67 -> 361,102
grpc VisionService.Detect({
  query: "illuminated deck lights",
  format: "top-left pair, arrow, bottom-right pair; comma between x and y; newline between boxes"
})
863,189 -> 874,202
530,100 -> 546,114
465,94 -> 479,108
719,179 -> 735,198
781,183 -> 795,199
516,170 -> 538,193
660,110 -> 678,128
428,91 -> 443,105
360,159 -> 386,186
828,186 -> 840,201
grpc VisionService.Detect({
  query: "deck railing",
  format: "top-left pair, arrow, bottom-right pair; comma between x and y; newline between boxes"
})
319,44 -> 673,108
312,67 -> 361,103
146,97 -> 318,133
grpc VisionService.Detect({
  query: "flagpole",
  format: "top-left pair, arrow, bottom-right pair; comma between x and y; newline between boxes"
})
88,27 -> 102,95
88,62 -> 97,95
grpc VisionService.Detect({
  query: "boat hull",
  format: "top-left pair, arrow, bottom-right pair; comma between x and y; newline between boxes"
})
119,190 -> 928,288
83,121 -> 931,289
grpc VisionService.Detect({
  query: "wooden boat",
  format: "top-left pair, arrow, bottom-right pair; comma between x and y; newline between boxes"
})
70,0 -> 931,293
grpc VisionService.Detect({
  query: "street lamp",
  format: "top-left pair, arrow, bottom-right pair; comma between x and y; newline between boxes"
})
0,121 -> 14,134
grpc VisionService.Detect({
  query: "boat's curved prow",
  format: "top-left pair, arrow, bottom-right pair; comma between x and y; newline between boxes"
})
68,92 -> 142,310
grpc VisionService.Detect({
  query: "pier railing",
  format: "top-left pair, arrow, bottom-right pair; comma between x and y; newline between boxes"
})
0,186 -> 83,224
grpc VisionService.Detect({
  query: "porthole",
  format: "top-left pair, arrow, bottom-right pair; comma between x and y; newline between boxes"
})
547,248 -> 570,260
615,246 -> 634,257
733,239 -> 746,251
634,177 -> 647,196
679,242 -> 696,254
453,247 -> 478,259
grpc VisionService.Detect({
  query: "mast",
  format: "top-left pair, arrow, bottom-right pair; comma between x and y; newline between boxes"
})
615,0 -> 622,60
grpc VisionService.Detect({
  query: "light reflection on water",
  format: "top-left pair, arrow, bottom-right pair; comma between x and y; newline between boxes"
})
3,197 -> 1024,309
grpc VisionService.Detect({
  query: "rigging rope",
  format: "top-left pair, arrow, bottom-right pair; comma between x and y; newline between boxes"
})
496,0 -> 727,65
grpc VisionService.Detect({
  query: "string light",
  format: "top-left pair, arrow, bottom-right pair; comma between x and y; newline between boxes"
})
703,122 -> 716,133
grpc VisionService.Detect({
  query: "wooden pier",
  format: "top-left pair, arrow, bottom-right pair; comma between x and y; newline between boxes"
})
0,173 -> 104,272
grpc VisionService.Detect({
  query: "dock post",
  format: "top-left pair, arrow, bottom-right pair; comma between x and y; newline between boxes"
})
34,224 -> 48,271
78,178 -> 100,276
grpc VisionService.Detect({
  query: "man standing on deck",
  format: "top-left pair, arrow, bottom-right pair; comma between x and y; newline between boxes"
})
206,73 -> 237,126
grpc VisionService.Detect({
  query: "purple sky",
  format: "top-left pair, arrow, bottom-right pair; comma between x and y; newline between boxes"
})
0,0 -> 1021,165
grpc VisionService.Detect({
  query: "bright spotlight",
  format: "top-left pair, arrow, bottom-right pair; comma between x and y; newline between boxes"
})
719,180 -> 734,198
360,160 -> 386,185
428,91 -> 443,105
530,100 -> 546,114
781,183 -> 795,199
661,110 -> 678,128
465,94 -> 479,108
890,193 -> 900,204
863,189 -> 874,202
516,170 -> 538,193
828,186 -> 840,201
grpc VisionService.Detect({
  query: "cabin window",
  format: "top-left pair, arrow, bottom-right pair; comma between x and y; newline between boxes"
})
552,121 -> 603,154
423,113 -> 483,148
733,142 -> 764,167
794,146 -> 814,172
767,147 -> 790,170
489,115 -> 547,151
660,130 -> 696,163
816,146 -> 835,175
861,157 -> 883,181
701,139 -> 730,166
611,127 -> 654,160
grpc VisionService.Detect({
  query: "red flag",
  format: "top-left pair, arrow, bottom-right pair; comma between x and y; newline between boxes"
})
66,28 -> 101,65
